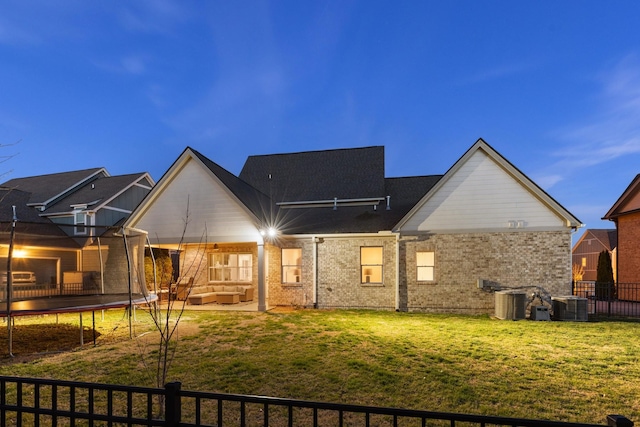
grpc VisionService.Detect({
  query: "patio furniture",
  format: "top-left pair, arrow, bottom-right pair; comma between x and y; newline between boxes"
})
216,292 -> 240,304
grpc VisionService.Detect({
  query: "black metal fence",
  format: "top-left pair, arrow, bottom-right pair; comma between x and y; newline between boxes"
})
573,281 -> 640,318
0,376 -> 633,427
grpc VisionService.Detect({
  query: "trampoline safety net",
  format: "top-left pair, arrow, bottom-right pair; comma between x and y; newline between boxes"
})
0,219 -> 150,316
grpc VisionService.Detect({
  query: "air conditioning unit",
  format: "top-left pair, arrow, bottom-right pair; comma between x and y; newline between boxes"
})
552,296 -> 588,321
494,290 -> 526,320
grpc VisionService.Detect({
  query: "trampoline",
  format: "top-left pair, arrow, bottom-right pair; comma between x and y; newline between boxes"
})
0,293 -> 155,317
0,209 -> 156,355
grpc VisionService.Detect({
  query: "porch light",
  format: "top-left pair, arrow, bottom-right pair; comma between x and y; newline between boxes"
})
260,227 -> 278,239
12,249 -> 27,258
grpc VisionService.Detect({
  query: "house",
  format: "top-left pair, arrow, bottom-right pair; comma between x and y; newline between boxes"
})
571,229 -> 617,281
125,138 -> 583,314
603,174 -> 640,295
0,168 -> 154,292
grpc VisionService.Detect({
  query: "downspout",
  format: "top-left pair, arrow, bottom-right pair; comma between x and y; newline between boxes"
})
395,232 -> 400,311
312,236 -> 318,308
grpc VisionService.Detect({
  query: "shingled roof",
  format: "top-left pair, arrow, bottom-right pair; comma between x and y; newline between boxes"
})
190,148 -> 274,222
0,188 -> 80,248
585,229 -> 618,251
234,146 -> 442,234
1,168 -> 107,210
43,173 -> 152,215
239,146 -> 386,202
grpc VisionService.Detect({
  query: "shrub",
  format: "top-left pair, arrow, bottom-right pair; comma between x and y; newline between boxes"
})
595,250 -> 615,300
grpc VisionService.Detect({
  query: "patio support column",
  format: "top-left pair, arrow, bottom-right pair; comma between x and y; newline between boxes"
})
258,242 -> 266,312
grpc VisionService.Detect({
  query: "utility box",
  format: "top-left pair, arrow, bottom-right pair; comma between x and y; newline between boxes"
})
530,305 -> 550,321
552,296 -> 588,321
495,290 -> 526,320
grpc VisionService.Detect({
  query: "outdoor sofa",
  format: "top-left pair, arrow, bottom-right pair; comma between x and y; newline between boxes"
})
186,285 -> 254,305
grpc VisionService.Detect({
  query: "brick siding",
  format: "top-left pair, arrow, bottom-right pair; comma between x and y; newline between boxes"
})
178,230 -> 573,315
401,231 -> 572,314
617,211 -> 640,284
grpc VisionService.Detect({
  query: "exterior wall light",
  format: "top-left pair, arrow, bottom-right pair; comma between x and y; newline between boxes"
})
260,227 -> 279,238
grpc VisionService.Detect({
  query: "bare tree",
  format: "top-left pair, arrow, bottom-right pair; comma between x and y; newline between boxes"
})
134,199 -> 208,415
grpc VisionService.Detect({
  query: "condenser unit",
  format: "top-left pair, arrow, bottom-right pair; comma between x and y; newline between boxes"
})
494,290 -> 526,320
552,296 -> 588,321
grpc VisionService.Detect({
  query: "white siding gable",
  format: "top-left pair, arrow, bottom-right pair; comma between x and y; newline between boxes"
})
400,149 -> 566,233
132,157 -> 262,244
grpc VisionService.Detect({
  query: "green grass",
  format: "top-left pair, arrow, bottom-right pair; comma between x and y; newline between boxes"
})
0,308 -> 639,424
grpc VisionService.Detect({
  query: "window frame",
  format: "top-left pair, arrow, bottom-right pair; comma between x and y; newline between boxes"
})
281,248 -> 302,284
360,246 -> 383,284
416,251 -> 435,282
74,210 -> 87,235
208,253 -> 253,283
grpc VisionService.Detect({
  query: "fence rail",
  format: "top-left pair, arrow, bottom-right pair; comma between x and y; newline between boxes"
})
573,281 -> 640,318
0,376 -> 632,427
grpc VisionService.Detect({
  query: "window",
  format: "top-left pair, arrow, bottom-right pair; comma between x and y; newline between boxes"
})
208,253 -> 252,282
282,248 -> 302,284
74,211 -> 87,235
361,247 -> 383,284
581,257 -> 587,267
417,251 -> 435,282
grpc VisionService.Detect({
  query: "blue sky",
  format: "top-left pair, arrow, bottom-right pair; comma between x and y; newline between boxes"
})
1,1 -> 640,241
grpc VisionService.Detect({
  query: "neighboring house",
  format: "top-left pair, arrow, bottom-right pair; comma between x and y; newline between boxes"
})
571,229 -> 617,281
0,168 -> 154,287
603,174 -> 640,289
125,138 -> 583,314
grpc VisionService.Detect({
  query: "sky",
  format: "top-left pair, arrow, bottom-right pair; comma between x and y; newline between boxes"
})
1,1 -> 640,243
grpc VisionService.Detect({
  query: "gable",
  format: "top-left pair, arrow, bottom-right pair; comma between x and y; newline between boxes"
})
603,174 -> 640,219
128,155 -> 262,245
619,192 -> 640,213
397,141 -> 580,233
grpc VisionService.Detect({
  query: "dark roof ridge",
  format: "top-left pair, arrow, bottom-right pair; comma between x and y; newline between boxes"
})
245,145 -> 383,159
386,174 -> 443,180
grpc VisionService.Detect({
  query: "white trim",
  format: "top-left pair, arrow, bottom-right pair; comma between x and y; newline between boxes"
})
400,226 -> 573,235
100,206 -> 133,214
286,232 -> 396,239
89,173 -> 155,214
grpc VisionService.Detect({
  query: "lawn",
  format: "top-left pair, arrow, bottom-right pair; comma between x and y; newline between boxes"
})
0,307 -> 638,424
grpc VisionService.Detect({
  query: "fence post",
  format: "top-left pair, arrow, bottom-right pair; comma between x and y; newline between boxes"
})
165,382 -> 182,427
607,415 -> 633,427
